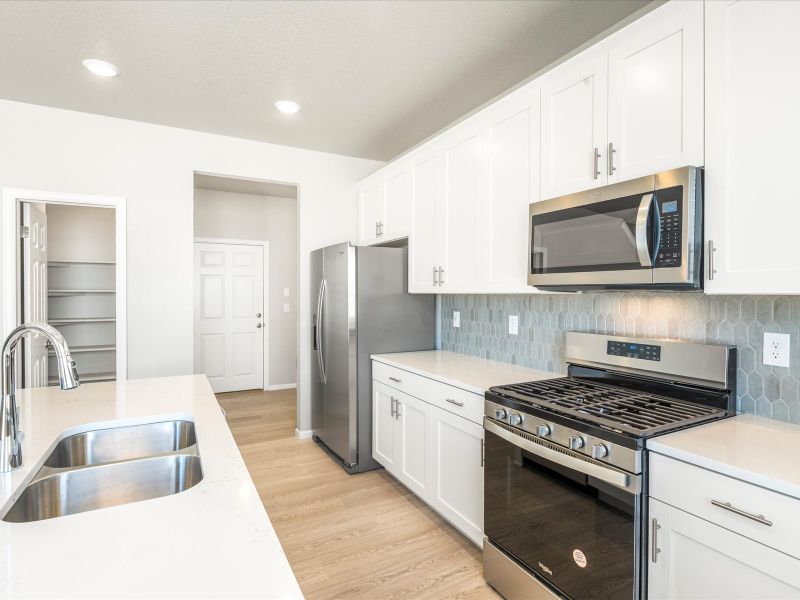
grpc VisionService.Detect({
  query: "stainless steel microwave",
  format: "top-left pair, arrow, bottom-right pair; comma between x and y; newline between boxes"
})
528,166 -> 703,291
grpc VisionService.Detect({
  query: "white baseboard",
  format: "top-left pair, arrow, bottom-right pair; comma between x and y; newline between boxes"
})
295,428 -> 314,440
265,383 -> 297,391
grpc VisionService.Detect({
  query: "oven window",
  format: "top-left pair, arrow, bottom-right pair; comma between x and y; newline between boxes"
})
531,194 -> 649,274
484,430 -> 636,600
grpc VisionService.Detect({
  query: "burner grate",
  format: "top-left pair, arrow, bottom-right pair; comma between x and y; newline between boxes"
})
492,378 -> 725,436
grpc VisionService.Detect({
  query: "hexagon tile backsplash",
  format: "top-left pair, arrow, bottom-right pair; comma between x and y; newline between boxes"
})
440,293 -> 800,424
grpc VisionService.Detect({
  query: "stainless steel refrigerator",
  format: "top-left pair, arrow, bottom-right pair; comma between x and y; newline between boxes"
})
310,242 -> 434,473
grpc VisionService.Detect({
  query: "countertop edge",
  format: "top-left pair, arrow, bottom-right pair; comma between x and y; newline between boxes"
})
371,354 -> 487,395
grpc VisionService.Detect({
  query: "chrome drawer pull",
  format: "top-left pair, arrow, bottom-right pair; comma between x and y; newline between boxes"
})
389,376 -> 401,383
446,398 -> 464,407
711,500 -> 773,527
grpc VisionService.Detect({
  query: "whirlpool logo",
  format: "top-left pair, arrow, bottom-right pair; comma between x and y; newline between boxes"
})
538,562 -> 554,576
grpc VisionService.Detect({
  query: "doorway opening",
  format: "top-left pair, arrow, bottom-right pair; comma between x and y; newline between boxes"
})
192,173 -> 298,411
1,189 -> 127,388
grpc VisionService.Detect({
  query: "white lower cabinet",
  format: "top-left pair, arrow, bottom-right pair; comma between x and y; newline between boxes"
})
648,498 -> 800,600
372,363 -> 484,546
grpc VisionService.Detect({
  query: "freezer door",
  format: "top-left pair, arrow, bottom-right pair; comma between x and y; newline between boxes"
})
319,243 -> 358,466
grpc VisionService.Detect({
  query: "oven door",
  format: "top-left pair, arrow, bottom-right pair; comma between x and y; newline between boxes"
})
529,175 -> 658,289
484,419 -> 642,600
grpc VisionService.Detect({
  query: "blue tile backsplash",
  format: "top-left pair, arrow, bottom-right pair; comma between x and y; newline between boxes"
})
440,293 -> 800,423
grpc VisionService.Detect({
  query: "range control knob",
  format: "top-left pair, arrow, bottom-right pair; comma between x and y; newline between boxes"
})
568,435 -> 585,450
591,444 -> 609,459
508,413 -> 523,427
535,424 -> 551,437
494,408 -> 508,420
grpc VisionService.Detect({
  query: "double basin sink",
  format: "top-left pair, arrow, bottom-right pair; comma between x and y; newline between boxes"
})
2,420 -> 204,523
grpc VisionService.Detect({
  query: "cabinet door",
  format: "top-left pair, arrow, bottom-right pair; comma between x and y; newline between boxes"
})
704,0 -> 800,294
384,168 -> 411,242
359,181 -> 385,246
649,498 -> 800,600
372,381 -> 397,472
431,406 -> 484,546
540,50 -> 608,200
408,150 -> 441,293
395,392 -> 432,500
482,85 -> 541,293
607,1 -> 703,183
440,119 -> 483,292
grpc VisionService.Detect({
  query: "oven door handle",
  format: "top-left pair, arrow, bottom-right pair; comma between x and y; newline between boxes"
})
635,193 -> 656,267
484,419 -> 632,491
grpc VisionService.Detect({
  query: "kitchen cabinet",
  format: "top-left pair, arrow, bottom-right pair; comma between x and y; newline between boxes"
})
383,169 -> 411,241
359,181 -> 385,246
431,407 -> 484,546
704,0 -> 800,294
358,166 -> 411,246
648,498 -> 800,600
372,360 -> 484,546
408,150 -> 440,293
607,0 -> 703,183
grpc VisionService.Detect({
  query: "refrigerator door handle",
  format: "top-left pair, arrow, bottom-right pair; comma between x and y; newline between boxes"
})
316,278 -> 327,384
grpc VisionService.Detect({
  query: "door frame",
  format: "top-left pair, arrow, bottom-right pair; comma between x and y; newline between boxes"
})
2,188 -> 127,379
193,237 -> 270,390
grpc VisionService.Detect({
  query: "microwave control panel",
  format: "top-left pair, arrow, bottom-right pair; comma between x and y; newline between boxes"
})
655,186 -> 683,268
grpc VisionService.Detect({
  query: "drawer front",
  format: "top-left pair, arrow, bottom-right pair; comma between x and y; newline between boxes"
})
650,453 -> 800,559
372,361 -> 484,424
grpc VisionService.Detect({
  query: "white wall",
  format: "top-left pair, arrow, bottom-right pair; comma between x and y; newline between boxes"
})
47,204 -> 115,262
0,99 -> 383,431
193,189 -> 297,387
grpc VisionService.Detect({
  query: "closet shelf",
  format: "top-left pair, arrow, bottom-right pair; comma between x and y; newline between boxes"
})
49,317 -> 116,325
48,289 -> 116,296
48,260 -> 116,266
48,344 -> 115,355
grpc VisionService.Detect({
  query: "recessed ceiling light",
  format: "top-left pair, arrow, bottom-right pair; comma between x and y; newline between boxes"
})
82,59 -> 120,77
275,100 -> 301,114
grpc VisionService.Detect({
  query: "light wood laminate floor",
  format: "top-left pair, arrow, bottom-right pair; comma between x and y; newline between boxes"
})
217,388 -> 499,600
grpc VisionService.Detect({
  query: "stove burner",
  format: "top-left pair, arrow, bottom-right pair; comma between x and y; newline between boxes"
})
490,377 -> 726,437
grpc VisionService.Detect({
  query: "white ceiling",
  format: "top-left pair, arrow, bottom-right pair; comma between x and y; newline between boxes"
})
0,0 -> 652,160
194,173 -> 297,199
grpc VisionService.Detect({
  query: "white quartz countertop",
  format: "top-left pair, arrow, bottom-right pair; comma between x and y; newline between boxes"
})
648,414 -> 800,500
371,350 -> 557,394
0,375 -> 303,599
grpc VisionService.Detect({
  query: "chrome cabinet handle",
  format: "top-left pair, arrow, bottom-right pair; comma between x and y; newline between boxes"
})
439,267 -> 445,285
481,438 -> 485,468
389,376 -> 401,383
635,193 -> 655,267
711,500 -> 773,526
377,221 -> 383,237
390,397 -> 396,417
593,147 -> 601,179
375,222 -> 379,237
446,398 -> 464,407
651,517 -> 662,563
608,142 -> 617,175
433,266 -> 439,286
708,240 -> 716,281
395,400 -> 401,419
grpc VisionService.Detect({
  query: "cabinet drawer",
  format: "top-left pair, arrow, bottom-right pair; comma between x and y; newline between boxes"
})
372,361 -> 484,425
650,453 -> 800,559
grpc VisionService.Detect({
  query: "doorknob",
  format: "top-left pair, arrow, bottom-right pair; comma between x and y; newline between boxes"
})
257,323 -> 263,328
256,312 -> 262,318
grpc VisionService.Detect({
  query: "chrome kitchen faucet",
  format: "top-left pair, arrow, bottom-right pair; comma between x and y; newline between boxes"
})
0,323 -> 79,472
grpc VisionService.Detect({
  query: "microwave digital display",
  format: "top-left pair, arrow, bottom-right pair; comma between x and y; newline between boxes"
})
661,200 -> 678,214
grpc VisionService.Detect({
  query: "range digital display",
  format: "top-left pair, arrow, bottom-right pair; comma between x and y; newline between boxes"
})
607,340 -> 661,361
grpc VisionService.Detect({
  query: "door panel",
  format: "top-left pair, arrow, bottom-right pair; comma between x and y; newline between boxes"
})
541,51 -> 608,199
22,203 -> 48,387
360,182 -> 384,245
608,0 -> 703,182
319,243 -> 356,465
372,381 -> 397,471
193,242 -> 264,393
409,152 -> 440,293
397,392 -> 431,499
384,169 -> 411,241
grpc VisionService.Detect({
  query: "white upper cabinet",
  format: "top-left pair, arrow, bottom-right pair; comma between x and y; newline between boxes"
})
409,149 -> 441,293
607,0 -> 703,183
482,86 -> 540,293
439,118 -> 484,293
383,168 -> 412,241
359,180 -> 385,246
540,50 -> 608,200
704,0 -> 800,294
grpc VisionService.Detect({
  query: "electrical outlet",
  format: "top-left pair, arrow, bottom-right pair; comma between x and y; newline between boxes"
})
763,332 -> 790,368
283,303 -> 290,313
283,287 -> 290,297
509,315 -> 519,335
452,311 -> 461,328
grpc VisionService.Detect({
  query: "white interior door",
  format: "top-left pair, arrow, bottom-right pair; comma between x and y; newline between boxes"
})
22,203 -> 48,388
194,242 -> 264,393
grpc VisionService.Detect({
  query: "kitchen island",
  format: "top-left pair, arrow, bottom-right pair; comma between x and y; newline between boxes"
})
0,375 -> 303,599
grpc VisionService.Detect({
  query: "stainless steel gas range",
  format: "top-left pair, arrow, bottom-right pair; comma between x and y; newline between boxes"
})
482,332 -> 737,600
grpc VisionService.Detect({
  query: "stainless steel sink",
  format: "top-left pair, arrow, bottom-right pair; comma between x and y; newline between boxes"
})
44,420 -> 197,468
2,420 -> 203,523
4,452 -> 203,523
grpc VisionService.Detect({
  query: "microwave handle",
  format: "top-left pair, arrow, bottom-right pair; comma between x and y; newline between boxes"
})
635,193 -> 658,267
